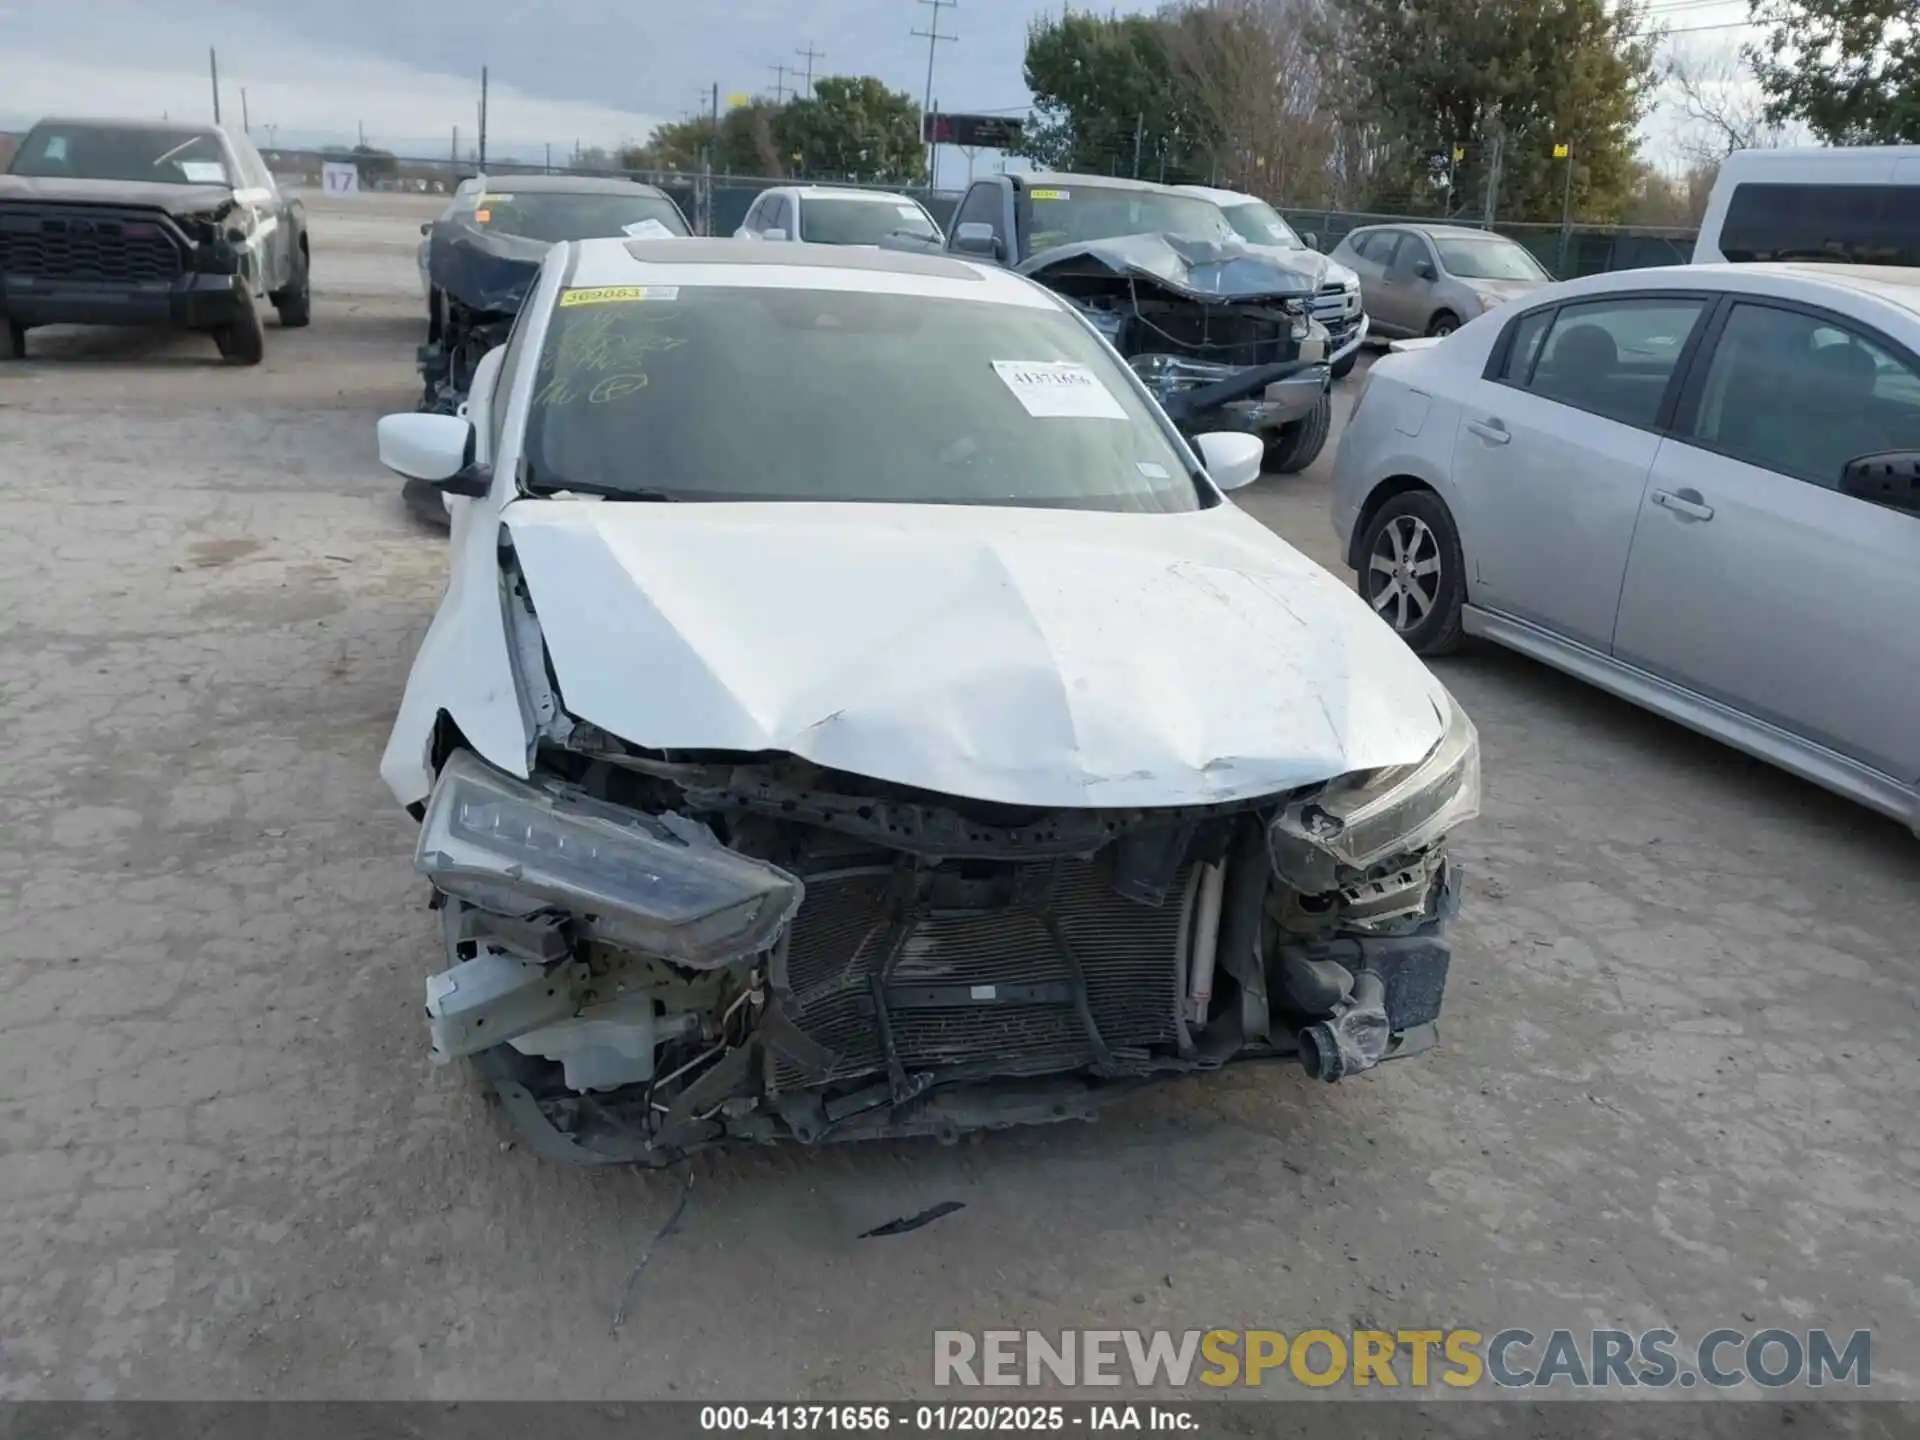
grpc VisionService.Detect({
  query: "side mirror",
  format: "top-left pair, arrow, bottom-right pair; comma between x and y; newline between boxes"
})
761,227 -> 788,242
953,221 -> 1002,260
1194,431 -> 1266,492
1302,231 -> 1319,251
1414,261 -> 1438,281
378,412 -> 486,496
1840,451 -> 1920,513
420,221 -> 432,236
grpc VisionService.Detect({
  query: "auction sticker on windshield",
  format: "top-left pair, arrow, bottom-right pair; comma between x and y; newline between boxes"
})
559,285 -> 682,307
622,219 -> 677,239
1028,189 -> 1070,201
993,360 -> 1127,420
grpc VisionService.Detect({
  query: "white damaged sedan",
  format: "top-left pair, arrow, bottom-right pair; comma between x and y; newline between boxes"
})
376,238 -> 1480,1164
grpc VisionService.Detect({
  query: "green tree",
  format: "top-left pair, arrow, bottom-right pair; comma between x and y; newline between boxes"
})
1748,0 -> 1920,142
776,76 -> 924,182
1020,11 -> 1214,177
1330,0 -> 1657,221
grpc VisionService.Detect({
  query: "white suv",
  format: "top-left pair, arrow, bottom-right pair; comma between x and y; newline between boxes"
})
735,185 -> 943,248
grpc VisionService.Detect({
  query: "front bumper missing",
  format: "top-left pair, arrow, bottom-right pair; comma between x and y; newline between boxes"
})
1132,352 -> 1332,436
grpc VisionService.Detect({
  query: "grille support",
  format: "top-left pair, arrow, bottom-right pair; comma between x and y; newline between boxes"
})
769,858 -> 1194,1092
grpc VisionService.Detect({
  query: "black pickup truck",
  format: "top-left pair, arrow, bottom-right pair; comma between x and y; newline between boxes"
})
0,117 -> 310,365
939,172 -> 1334,473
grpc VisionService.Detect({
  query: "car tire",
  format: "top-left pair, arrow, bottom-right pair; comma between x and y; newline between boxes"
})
1265,389 -> 1332,474
272,246 -> 312,329
1426,310 -> 1461,338
3,321 -> 25,360
1331,352 -> 1356,380
214,292 -> 267,365
402,475 -> 452,529
1357,489 -> 1466,655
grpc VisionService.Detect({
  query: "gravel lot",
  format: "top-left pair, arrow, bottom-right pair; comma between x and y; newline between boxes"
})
2,191 -> 1916,1412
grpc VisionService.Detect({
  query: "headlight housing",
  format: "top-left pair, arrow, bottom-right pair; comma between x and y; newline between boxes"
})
416,750 -> 803,967
1267,693 -> 1481,893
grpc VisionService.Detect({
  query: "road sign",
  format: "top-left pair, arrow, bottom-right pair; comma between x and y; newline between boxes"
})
322,161 -> 360,193
922,113 -> 1024,149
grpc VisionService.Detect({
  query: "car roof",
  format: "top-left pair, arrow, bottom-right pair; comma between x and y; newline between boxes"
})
1509,260 -> 1920,318
1172,184 -> 1259,206
28,115 -> 223,136
564,236 -> 1055,308
790,185 -> 922,203
1014,171 -> 1180,194
474,173 -> 672,198
1349,222 -> 1503,241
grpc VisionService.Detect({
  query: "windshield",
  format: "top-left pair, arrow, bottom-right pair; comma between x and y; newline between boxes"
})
1435,235 -> 1549,281
521,283 -> 1202,512
7,124 -> 233,186
800,196 -> 938,245
1022,185 -> 1233,258
1221,201 -> 1303,249
472,192 -> 690,243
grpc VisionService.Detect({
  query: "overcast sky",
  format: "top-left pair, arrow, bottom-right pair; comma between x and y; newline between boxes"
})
0,0 -> 1761,176
0,0 -> 1084,159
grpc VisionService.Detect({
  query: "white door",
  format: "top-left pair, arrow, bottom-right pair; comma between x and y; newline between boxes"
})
1452,293 -> 1711,652
1612,299 -> 1920,783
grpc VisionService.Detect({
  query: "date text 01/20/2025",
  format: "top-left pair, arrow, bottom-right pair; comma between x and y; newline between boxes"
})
699,1406 -> 1198,1432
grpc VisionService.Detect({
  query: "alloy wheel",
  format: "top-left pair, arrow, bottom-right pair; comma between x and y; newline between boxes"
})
1368,514 -> 1443,632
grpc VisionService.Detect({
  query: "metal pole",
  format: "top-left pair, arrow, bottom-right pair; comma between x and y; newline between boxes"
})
1482,134 -> 1502,228
1132,113 -> 1143,178
912,0 -> 956,179
796,44 -> 825,96
452,125 -> 458,166
478,66 -> 489,171
1557,149 -> 1575,276
209,48 -> 221,123
241,87 -> 249,133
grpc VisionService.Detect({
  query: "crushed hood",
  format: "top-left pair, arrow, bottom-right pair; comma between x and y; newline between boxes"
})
503,499 -> 1448,810
427,219 -> 551,314
1227,241 -> 1338,291
1019,232 -> 1317,302
0,173 -> 236,218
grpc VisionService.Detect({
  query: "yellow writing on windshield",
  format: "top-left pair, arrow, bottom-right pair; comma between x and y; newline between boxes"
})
1028,188 -> 1068,201
559,285 -> 681,307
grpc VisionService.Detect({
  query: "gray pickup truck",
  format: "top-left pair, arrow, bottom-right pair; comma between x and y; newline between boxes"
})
940,171 -> 1334,473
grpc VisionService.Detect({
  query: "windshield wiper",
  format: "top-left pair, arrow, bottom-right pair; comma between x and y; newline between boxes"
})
519,462 -> 679,502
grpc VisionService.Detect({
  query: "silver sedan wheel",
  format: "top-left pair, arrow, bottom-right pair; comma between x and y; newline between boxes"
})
1368,515 -> 1443,632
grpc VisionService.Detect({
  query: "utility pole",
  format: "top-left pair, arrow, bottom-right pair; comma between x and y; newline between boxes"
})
451,125 -> 458,167
768,62 -> 791,103
357,119 -> 366,148
209,48 -> 221,123
1132,113 -> 1144,179
1556,142 -> 1575,277
1482,133 -> 1503,229
796,43 -> 825,96
545,141 -> 552,173
240,87 -> 250,133
478,66 -> 490,171
912,0 -> 956,181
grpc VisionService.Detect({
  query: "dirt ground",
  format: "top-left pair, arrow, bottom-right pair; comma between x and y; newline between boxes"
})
1,191 -> 1916,1409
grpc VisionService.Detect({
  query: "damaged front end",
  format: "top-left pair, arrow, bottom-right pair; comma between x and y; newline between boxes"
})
1018,234 -> 1332,441
414,585 -> 1478,1165
417,220 -> 545,414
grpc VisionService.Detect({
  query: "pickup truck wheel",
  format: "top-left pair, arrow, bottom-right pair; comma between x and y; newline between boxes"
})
1357,489 -> 1466,655
272,246 -> 312,329
1264,389 -> 1332,474
214,293 -> 267,366
4,321 -> 25,360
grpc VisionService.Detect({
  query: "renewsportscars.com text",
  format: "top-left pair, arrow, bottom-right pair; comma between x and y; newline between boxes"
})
933,1327 -> 1872,1391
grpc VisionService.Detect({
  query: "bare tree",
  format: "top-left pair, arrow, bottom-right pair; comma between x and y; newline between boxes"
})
1661,40 -> 1789,165
1161,0 -> 1340,203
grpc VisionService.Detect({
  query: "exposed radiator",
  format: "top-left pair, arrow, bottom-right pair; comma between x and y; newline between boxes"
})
771,859 -> 1192,1090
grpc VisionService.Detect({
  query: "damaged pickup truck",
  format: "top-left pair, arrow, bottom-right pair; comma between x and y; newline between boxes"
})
942,172 -> 1335,473
416,173 -> 691,416
376,238 -> 1478,1165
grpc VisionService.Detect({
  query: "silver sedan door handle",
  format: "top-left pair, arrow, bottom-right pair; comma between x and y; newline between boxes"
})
1466,417 -> 1510,444
1651,488 -> 1715,521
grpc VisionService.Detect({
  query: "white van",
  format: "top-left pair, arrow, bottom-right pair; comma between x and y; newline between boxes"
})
1694,145 -> 1920,265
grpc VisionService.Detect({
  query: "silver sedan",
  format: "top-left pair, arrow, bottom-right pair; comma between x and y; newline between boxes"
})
1332,261 -> 1920,829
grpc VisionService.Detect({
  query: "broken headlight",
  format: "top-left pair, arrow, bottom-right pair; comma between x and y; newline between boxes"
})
1267,692 -> 1480,894
416,750 -> 803,967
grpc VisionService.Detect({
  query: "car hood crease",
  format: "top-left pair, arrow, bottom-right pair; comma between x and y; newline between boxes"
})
502,501 -> 1448,810
1019,233 -> 1317,301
